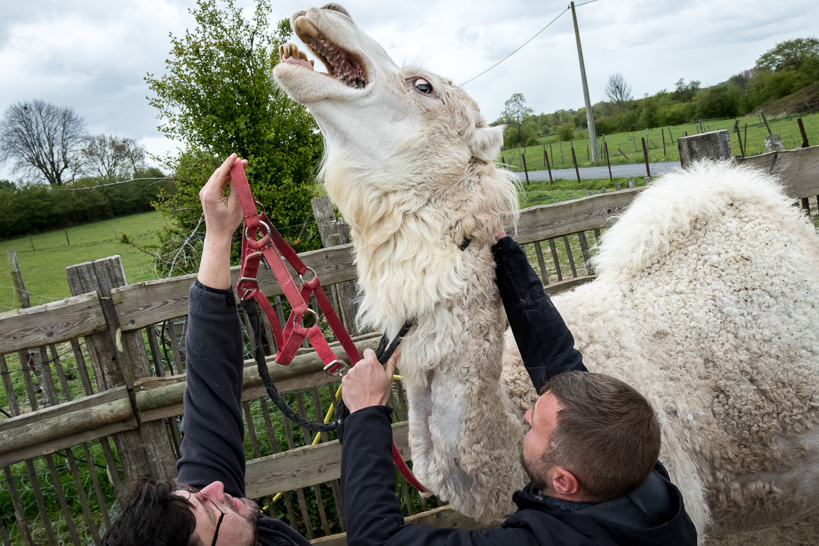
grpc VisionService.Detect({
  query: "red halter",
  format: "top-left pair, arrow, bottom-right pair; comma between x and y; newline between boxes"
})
231,162 -> 427,493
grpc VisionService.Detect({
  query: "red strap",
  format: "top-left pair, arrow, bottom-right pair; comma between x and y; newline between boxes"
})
229,161 -> 426,494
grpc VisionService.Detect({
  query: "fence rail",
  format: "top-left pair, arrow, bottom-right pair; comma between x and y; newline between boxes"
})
1,144 -> 818,545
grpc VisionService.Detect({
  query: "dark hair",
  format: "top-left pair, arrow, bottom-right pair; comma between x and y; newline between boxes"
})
544,371 -> 661,502
102,477 -> 203,546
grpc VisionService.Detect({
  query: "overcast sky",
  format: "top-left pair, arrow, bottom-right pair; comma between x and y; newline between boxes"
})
1,0 -> 817,181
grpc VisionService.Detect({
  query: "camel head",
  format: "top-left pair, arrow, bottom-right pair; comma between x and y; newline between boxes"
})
273,4 -> 508,225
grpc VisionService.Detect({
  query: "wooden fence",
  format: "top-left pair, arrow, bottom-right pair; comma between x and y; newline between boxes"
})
1,145 -> 817,545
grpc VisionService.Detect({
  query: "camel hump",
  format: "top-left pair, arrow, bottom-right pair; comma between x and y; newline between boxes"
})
592,160 -> 819,279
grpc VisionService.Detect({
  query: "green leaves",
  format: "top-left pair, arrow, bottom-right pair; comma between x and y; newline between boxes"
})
145,0 -> 323,273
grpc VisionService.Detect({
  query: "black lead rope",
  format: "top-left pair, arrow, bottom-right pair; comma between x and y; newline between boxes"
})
334,318 -> 416,443
242,298 -> 415,438
243,298 -> 338,432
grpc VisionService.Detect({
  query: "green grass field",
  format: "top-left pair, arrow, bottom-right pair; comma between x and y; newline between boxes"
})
0,210 -> 170,311
500,112 -> 819,172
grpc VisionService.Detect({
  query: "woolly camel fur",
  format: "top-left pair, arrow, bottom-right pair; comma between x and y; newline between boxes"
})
273,4 -> 819,539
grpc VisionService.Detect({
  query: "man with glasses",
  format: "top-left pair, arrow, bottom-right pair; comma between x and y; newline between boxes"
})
101,155 -> 311,546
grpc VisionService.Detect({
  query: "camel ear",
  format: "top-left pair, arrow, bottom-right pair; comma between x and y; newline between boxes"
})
470,124 -> 505,162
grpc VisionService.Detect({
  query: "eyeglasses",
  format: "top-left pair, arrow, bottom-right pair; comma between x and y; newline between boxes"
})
175,483 -> 229,546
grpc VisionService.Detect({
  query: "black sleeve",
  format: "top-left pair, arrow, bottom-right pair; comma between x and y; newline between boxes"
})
176,281 -> 247,497
492,236 -> 586,392
341,407 -> 538,546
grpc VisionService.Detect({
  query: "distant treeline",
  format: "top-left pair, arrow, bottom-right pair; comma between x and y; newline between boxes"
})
0,168 -> 176,239
501,37 -> 819,147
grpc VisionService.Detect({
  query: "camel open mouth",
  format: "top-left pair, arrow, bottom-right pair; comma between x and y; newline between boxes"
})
279,15 -> 368,90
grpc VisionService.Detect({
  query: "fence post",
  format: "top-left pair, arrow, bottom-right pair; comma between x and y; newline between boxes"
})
7,250 -> 58,407
311,197 -> 362,335
678,130 -> 732,169
66,256 -> 177,482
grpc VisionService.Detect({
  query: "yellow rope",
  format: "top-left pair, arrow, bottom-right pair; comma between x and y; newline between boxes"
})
262,375 -> 402,512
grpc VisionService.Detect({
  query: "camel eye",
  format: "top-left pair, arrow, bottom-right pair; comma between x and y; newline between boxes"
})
412,78 -> 434,95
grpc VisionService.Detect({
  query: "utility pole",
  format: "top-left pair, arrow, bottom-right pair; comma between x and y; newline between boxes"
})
570,1 -> 598,162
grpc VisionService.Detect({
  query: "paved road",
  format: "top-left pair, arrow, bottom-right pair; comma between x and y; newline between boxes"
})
512,161 -> 682,183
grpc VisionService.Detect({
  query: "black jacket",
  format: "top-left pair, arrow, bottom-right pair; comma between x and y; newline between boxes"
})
179,281 -> 310,546
339,237 -> 697,545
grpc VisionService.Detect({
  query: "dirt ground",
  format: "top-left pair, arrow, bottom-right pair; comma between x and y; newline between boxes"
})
707,508 -> 819,545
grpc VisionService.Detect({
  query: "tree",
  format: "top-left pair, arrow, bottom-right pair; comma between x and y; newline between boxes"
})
0,100 -> 87,186
500,93 -> 535,148
557,123 -> 574,141
81,134 -> 147,181
144,0 -> 322,275
755,37 -> 819,73
605,73 -> 633,112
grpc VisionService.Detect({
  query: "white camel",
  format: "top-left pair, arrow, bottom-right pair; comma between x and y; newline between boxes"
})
273,4 -> 819,539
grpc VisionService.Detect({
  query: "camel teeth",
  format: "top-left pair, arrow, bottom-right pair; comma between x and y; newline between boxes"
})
299,50 -> 308,61
309,59 -> 315,67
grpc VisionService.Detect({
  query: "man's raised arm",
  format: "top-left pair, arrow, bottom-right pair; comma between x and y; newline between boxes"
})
492,235 -> 586,392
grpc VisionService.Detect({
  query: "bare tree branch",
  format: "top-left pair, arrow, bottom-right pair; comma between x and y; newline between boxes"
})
605,73 -> 633,112
0,100 -> 87,185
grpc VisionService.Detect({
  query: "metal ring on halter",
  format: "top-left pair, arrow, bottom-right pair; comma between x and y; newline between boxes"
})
238,277 -> 258,301
299,266 -> 317,286
293,307 -> 320,329
244,219 -> 273,241
254,199 -> 267,214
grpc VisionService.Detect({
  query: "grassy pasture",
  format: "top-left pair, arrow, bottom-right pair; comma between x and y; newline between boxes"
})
500,112 -> 819,172
0,210 -> 170,311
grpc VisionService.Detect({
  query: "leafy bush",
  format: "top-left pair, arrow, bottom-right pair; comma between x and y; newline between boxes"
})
0,168 -> 174,239
557,123 -> 575,141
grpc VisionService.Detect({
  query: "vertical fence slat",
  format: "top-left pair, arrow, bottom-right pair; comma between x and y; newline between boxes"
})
548,239 -> 563,282
70,339 -> 95,396
282,410 -> 315,539
259,398 -> 297,523
168,320 -> 185,373
325,384 -> 346,531
146,326 -> 165,377
562,236 -> 578,277
166,417 -> 183,459
35,346 -> 60,406
533,242 -> 549,285
98,437 -> 122,492
80,443 -> 112,530
594,228 -> 602,245
17,351 -> 39,412
295,393 -> 331,535
63,447 -> 102,545
243,401 -> 262,458
0,354 -> 20,416
48,344 -> 72,401
32,348 -> 58,407
4,466 -> 36,546
44,454 -> 82,545
311,385 -> 344,533
24,459 -> 58,546
577,231 -> 595,276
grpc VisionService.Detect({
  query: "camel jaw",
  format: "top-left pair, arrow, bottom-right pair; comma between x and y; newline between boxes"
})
275,6 -> 385,104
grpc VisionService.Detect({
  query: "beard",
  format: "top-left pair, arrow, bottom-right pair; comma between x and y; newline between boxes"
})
236,497 -> 261,545
522,451 -> 551,493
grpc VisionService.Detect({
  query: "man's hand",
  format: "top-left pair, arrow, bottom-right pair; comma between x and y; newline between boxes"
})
200,154 -> 245,242
342,349 -> 399,413
197,154 -> 246,290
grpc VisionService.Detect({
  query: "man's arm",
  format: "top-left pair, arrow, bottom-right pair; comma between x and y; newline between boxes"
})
492,236 -> 586,392
340,352 -> 539,546
176,154 -> 247,496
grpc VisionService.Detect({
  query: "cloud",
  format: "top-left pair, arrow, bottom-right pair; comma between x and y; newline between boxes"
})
1,0 -> 818,182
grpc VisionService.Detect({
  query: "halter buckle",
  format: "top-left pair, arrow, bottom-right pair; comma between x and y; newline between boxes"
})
323,359 -> 348,377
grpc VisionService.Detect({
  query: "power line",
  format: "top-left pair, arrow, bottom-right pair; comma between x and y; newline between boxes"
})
459,0 -> 600,87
